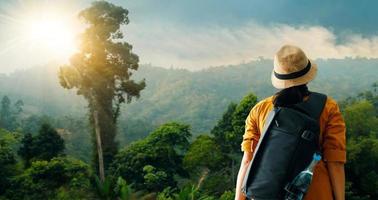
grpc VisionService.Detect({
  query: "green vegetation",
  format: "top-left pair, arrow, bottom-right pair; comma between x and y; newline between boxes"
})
339,90 -> 378,200
0,1 -> 376,199
0,59 -> 377,143
18,124 -> 65,167
59,1 -> 145,181
0,87 -> 377,199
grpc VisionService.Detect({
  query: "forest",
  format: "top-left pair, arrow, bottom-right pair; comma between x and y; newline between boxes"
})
0,1 -> 377,200
1,85 -> 377,200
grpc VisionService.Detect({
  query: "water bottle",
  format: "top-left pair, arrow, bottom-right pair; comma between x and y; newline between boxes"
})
284,153 -> 322,200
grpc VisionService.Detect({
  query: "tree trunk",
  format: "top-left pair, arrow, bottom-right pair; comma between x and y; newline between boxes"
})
92,99 -> 105,182
196,168 -> 210,189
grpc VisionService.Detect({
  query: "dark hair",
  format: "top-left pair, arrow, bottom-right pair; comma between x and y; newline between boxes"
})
273,84 -> 310,107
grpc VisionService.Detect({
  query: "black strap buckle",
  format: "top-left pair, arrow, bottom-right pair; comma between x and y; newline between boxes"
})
301,130 -> 315,141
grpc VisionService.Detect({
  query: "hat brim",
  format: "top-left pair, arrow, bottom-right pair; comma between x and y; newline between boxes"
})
271,59 -> 318,89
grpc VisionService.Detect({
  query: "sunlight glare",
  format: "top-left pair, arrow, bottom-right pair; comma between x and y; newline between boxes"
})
26,16 -> 77,56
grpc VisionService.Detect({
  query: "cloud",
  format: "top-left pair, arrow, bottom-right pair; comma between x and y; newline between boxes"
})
125,21 -> 378,70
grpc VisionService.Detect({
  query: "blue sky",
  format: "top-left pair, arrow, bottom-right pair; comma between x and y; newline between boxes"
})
0,0 -> 378,73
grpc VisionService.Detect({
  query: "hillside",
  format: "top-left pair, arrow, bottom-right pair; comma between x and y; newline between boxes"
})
0,58 -> 377,139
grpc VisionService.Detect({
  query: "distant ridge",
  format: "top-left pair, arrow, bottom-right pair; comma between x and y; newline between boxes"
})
0,58 -> 377,135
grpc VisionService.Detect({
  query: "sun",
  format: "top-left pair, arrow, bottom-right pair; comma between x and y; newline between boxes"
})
25,15 -> 78,57
0,0 -> 82,72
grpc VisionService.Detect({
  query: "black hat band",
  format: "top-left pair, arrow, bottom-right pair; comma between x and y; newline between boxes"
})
274,60 -> 311,80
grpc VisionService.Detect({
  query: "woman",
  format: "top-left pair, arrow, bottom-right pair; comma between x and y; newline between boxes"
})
235,45 -> 346,200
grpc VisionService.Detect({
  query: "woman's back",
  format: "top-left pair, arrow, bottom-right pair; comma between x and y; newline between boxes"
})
241,94 -> 346,200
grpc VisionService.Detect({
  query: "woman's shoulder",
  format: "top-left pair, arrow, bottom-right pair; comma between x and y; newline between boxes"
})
320,95 -> 344,121
324,95 -> 341,112
251,95 -> 275,113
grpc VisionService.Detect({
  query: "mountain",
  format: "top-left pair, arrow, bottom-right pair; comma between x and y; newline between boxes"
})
0,58 -> 377,140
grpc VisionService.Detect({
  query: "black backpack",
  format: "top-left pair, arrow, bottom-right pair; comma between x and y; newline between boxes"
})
241,92 -> 327,200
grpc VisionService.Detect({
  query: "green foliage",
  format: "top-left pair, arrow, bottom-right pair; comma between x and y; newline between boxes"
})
0,96 -> 11,130
211,103 -> 237,152
0,96 -> 24,131
143,165 -> 169,191
115,177 -> 135,200
54,116 -> 92,162
17,132 -> 33,167
199,170 -> 234,197
157,187 -> 175,200
343,90 -> 378,200
59,0 -> 146,171
346,135 -> 378,199
33,123 -> 65,160
344,100 -> 378,138
203,93 -> 257,196
173,184 -> 215,200
93,176 -> 146,200
183,135 -> 224,174
157,184 -> 215,200
219,190 -> 235,200
0,132 -> 17,195
6,156 -> 91,200
212,93 -> 257,154
94,175 -> 113,199
232,93 -> 258,140
18,123 -> 65,163
111,122 -> 191,191
1,58 -> 378,138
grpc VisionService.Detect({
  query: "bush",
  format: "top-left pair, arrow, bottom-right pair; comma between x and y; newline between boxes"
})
6,156 -> 91,199
220,190 -> 235,200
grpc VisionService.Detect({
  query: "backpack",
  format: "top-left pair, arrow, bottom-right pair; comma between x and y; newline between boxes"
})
241,92 -> 327,200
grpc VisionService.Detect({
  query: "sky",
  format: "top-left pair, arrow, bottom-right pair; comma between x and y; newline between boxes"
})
0,0 -> 378,73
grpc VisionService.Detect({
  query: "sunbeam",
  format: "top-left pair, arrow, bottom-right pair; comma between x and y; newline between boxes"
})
0,0 -> 82,69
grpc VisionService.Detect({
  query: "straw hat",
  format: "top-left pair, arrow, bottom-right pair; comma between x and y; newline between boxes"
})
271,45 -> 318,89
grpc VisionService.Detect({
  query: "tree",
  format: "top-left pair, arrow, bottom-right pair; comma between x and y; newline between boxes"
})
183,135 -> 224,175
59,1 -> 145,181
14,100 -> 24,114
6,157 -> 92,200
346,136 -> 378,200
143,165 -> 169,192
18,124 -> 65,163
344,101 -> 378,138
341,91 -> 378,199
183,135 -> 226,196
0,132 -> 17,195
211,103 -> 237,152
231,93 -> 258,142
0,96 -> 12,130
0,96 -> 24,131
111,122 -> 191,191
18,133 -> 34,167
33,123 -> 65,161
210,93 -> 257,185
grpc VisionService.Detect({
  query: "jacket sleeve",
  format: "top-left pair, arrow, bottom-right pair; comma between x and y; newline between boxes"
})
241,104 -> 261,153
322,100 -> 347,163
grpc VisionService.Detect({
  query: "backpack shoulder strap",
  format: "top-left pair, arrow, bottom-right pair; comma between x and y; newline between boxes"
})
241,107 -> 280,195
292,92 -> 327,121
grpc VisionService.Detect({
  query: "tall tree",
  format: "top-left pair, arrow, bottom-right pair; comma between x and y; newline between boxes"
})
59,1 -> 145,181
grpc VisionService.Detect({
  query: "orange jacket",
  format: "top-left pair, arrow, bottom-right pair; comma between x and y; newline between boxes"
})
241,95 -> 346,200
